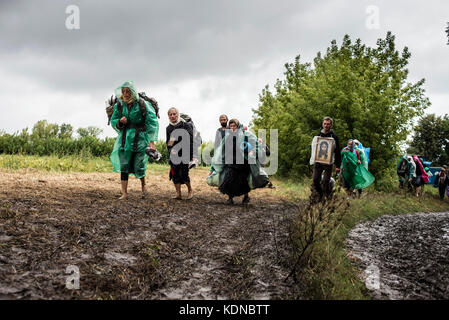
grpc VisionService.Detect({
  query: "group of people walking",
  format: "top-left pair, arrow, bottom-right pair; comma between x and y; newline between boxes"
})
107,81 -> 445,204
397,155 -> 430,197
107,81 -> 269,203
397,155 -> 449,199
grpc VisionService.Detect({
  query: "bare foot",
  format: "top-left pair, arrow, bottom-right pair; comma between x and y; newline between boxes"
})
172,194 -> 182,200
141,192 -> 147,199
186,190 -> 193,200
119,194 -> 127,200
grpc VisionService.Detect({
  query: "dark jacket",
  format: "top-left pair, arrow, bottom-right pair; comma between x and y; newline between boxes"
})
318,129 -> 341,168
166,121 -> 193,164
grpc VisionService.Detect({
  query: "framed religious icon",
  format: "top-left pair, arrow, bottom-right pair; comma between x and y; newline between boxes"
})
314,137 -> 334,165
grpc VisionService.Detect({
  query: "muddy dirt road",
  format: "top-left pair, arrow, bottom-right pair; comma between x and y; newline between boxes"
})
0,169 -> 297,300
347,212 -> 449,300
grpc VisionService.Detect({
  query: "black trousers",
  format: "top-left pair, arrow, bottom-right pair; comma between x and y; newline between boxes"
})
312,163 -> 333,197
439,185 -> 446,199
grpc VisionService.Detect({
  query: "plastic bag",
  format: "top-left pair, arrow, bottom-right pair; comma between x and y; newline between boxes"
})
206,171 -> 220,187
248,166 -> 269,189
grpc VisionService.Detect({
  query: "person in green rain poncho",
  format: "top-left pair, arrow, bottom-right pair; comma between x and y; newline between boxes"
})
110,81 -> 159,200
353,139 -> 368,196
340,139 -> 375,198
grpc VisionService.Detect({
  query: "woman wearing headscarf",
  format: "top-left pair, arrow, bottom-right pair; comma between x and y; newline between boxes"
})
166,107 -> 194,200
110,81 -> 159,200
213,119 -> 252,204
208,119 -> 269,204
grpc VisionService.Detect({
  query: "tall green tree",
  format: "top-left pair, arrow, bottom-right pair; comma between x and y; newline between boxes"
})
252,32 -> 430,181
77,126 -> 103,139
408,113 -> 449,165
32,120 -> 59,140
58,123 -> 73,139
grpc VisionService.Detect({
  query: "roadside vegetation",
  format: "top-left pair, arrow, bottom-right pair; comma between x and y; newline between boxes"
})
280,180 -> 449,299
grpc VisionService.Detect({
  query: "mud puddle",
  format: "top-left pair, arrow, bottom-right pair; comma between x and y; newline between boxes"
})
347,212 -> 449,299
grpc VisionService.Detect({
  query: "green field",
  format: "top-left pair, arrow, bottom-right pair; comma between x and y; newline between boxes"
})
0,154 -> 181,174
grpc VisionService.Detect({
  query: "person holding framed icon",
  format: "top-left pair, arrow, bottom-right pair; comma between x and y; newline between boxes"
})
311,116 -> 341,201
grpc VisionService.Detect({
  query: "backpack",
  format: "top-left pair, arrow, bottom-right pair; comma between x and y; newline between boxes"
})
179,113 -> 202,148
106,92 -> 160,125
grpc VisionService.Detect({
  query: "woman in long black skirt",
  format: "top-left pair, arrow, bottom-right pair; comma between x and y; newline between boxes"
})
218,119 -> 251,204
166,107 -> 194,199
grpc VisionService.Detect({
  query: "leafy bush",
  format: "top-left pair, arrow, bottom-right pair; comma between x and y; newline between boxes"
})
251,32 -> 429,187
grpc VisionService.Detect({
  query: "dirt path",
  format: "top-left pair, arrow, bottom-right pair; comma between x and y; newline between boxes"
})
0,168 -> 297,299
347,212 -> 449,300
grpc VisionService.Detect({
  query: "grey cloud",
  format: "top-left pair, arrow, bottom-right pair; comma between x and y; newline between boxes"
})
0,0 -> 325,93
1,0 -> 448,141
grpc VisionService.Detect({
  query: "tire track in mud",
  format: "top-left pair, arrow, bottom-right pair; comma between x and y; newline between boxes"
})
347,212 -> 449,300
0,170 -> 297,300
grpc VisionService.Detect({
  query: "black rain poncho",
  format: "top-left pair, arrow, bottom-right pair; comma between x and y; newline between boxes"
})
207,126 -> 269,190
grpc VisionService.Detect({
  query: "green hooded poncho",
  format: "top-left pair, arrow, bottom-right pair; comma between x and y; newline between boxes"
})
110,81 -> 159,178
341,149 -> 375,189
207,125 -> 269,189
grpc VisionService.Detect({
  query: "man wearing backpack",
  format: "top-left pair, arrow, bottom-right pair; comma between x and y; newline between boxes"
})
109,81 -> 159,200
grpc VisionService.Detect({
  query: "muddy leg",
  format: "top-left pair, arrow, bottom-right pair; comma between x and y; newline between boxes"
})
173,184 -> 182,199
186,181 -> 193,200
140,177 -> 146,199
120,180 -> 128,200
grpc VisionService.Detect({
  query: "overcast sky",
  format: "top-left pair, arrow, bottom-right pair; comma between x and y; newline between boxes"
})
0,0 -> 448,141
